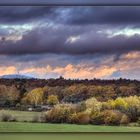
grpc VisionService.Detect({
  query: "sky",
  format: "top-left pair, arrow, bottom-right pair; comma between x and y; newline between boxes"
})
0,6 -> 140,79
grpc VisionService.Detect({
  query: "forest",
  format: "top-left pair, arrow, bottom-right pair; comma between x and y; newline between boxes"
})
0,77 -> 140,125
0,77 -> 140,107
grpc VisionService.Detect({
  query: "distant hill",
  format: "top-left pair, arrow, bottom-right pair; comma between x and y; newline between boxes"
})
0,74 -> 35,79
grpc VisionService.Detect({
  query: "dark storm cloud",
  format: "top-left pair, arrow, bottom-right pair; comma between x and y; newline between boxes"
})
0,7 -> 57,24
59,7 -> 140,25
1,6 -> 140,26
0,6 -> 140,56
0,25 -> 140,55
0,5 -> 140,79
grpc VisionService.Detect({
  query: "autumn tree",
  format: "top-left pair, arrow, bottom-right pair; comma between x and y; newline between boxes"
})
0,85 -> 19,106
23,88 -> 44,106
114,97 -> 128,110
124,96 -> 140,121
47,95 -> 59,106
85,97 -> 102,114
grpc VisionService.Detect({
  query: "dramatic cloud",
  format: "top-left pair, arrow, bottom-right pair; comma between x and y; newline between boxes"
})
0,7 -> 57,24
1,7 -> 140,26
59,7 -> 140,25
0,25 -> 140,55
0,6 -> 140,79
0,66 -> 17,76
0,51 -> 139,80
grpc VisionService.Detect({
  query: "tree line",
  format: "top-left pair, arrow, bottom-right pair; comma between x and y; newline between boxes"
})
0,77 -> 140,107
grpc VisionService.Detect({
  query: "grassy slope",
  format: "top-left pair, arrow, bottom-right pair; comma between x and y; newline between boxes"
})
0,122 -> 140,132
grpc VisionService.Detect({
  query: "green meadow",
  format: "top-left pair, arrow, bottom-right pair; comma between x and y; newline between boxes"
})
0,122 -> 140,132
0,110 -> 139,132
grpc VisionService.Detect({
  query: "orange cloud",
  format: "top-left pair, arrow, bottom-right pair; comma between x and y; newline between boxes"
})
17,63 -> 117,79
20,65 -> 52,78
1,51 -> 139,79
51,64 -> 116,79
0,66 -> 17,76
121,51 -> 140,59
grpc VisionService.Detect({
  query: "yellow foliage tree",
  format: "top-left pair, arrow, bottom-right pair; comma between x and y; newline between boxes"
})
47,95 -> 59,106
25,88 -> 44,106
107,99 -> 115,109
124,96 -> 140,121
85,97 -> 102,114
114,97 -> 128,110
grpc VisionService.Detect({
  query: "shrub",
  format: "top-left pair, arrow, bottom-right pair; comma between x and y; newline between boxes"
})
40,111 -> 50,123
124,96 -> 140,121
100,110 -> 126,126
85,97 -> 102,114
69,112 -> 90,124
68,113 -> 78,124
90,112 -> 104,125
75,102 -> 86,112
41,104 -> 76,123
120,114 -> 130,125
101,102 -> 110,110
106,96 -> 140,122
16,103 -> 21,108
114,97 -> 128,110
106,100 -> 115,109
0,113 -> 16,122
1,113 -> 12,122
47,95 -> 59,106
103,110 -> 121,125
137,118 -> 140,125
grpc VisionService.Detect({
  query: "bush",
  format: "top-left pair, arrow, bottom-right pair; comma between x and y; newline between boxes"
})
39,112 -> 49,123
69,112 -> 90,124
90,112 -> 104,125
100,110 -> 127,126
47,95 -> 59,106
106,100 -> 115,109
75,102 -> 86,112
101,102 -> 110,110
114,97 -> 128,110
16,103 -> 21,108
1,113 -> 12,122
106,96 -> 140,122
0,113 -> 17,122
68,113 -> 78,124
41,104 -> 76,123
85,97 -> 102,114
120,114 -> 130,125
124,96 -> 140,121
137,118 -> 140,125
90,114 -> 104,125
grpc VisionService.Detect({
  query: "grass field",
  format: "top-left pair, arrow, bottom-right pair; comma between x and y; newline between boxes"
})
0,122 -> 140,132
0,110 -> 41,122
0,110 -> 140,132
